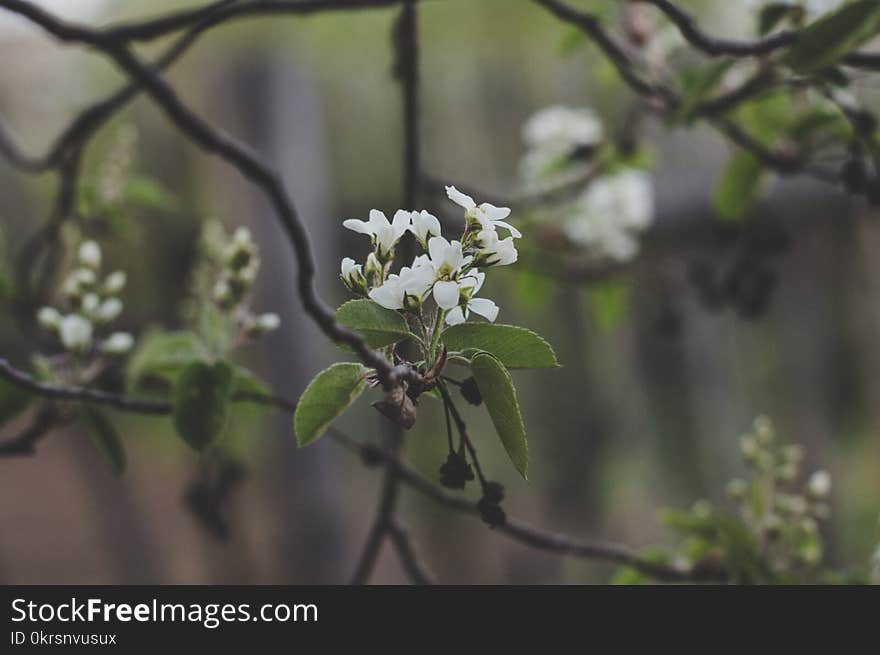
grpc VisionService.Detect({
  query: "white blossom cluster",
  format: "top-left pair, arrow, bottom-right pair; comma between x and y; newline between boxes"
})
37,240 -> 132,355
519,105 -> 604,184
563,170 -> 655,263
209,225 -> 280,337
341,187 -> 520,326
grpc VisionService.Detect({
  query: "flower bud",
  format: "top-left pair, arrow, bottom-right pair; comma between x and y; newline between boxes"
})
103,271 -> 127,294
58,314 -> 92,352
807,470 -> 831,499
754,415 -> 774,445
726,478 -> 748,500
78,240 -> 102,270
740,435 -> 759,461
37,306 -> 61,330
364,252 -> 382,279
101,332 -> 134,355
340,257 -> 367,295
96,298 -> 123,323
246,313 -> 281,337
82,293 -> 100,316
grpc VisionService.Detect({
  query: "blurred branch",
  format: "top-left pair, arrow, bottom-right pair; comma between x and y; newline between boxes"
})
0,0 -> 418,390
639,0 -> 880,70
387,519 -> 435,585
0,405 -> 65,456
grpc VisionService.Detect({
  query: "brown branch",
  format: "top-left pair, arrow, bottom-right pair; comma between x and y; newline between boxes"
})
387,519 -> 435,585
0,0 -> 418,390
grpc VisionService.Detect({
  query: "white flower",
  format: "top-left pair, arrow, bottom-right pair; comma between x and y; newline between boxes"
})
78,240 -> 102,269
445,186 -> 521,238
522,105 -> 604,152
423,236 -> 473,310
445,271 -> 500,325
474,229 -> 518,267
408,210 -> 442,247
96,298 -> 123,323
563,170 -> 654,262
37,306 -> 61,330
101,332 -> 134,355
807,470 -> 832,499
59,314 -> 92,351
741,0 -> 844,17
343,209 -> 411,259
82,293 -> 100,315
103,271 -> 127,294
368,259 -> 435,311
340,257 -> 367,294
254,313 -> 281,332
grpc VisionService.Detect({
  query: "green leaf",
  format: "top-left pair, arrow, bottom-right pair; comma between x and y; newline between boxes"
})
441,324 -> 558,369
123,176 -> 176,210
172,360 -> 235,451
758,3 -> 799,35
675,59 -> 735,122
0,377 -> 32,428
81,407 -> 126,476
294,362 -> 368,447
471,353 -> 528,478
335,299 -> 410,350
713,151 -> 766,221
783,0 -> 880,74
126,330 -> 205,391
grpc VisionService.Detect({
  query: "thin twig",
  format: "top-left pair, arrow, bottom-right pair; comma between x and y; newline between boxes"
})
388,519 -> 436,585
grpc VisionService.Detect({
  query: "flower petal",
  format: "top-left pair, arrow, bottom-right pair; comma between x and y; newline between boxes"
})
479,203 -> 511,220
445,306 -> 467,326
433,280 -> 461,310
468,297 -> 499,322
342,219 -> 373,235
494,220 -> 522,239
445,185 -> 476,210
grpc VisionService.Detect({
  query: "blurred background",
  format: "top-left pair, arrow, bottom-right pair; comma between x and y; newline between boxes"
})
0,0 -> 878,584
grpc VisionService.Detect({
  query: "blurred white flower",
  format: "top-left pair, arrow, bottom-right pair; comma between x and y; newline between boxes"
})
343,209 -> 411,259
523,105 -> 603,152
255,313 -> 281,332
563,170 -> 655,262
408,210 -> 442,247
103,271 -> 127,294
37,306 -> 61,330
78,240 -> 102,270
445,271 -> 499,326
445,186 -> 521,238
82,293 -> 100,315
520,106 -> 604,183
59,314 -> 92,351
807,470 -> 832,499
96,298 -> 123,323
101,332 -> 134,355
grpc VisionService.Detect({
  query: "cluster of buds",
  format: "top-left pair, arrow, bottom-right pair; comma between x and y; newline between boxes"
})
728,416 -> 832,569
341,186 -> 520,326
205,224 -> 280,340
37,240 -> 133,356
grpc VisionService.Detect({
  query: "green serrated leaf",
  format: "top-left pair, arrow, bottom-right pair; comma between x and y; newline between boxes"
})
783,0 -> 880,74
471,353 -> 528,478
295,362 -> 368,447
441,324 -> 558,369
0,377 -> 32,428
713,151 -> 766,221
335,299 -> 410,350
126,330 -> 205,391
172,360 -> 235,451
81,407 -> 126,476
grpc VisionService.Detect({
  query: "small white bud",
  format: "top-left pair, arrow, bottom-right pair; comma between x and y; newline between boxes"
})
213,279 -> 231,303
58,314 -> 92,352
101,332 -> 134,354
96,298 -> 123,323
103,271 -> 127,294
82,293 -> 100,315
73,268 -> 97,287
364,252 -> 382,279
233,227 -> 252,246
37,306 -> 61,330
248,313 -> 281,336
807,470 -> 832,499
78,240 -> 102,269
